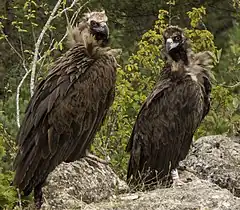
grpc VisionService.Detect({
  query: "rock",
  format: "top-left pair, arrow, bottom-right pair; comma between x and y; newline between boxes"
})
85,171 -> 240,210
181,135 -> 240,197
42,157 -> 129,210
42,169 -> 240,210
41,135 -> 240,209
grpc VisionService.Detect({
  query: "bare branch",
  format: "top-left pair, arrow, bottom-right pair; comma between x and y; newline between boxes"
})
19,35 -> 26,64
30,0 -> 62,96
1,30 -> 30,127
69,2 -> 87,25
38,39 -> 55,73
17,188 -> 23,210
30,0 -> 88,96
220,82 -> 240,89
1,30 -> 23,61
228,82 -> 240,89
35,0 -> 88,79
52,0 -> 83,19
16,68 -> 31,128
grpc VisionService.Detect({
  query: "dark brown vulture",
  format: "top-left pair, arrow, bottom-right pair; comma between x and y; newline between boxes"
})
13,10 -> 120,209
126,26 -> 214,187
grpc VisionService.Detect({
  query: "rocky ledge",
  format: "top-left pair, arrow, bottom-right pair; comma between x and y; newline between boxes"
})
40,135 -> 240,210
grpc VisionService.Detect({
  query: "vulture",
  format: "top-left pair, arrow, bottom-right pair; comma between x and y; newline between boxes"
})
13,10 -> 120,209
126,26 -> 214,187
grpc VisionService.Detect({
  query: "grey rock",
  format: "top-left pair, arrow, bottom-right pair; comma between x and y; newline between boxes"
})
85,171 -> 240,210
182,135 -> 240,197
42,157 -> 129,210
41,135 -> 240,209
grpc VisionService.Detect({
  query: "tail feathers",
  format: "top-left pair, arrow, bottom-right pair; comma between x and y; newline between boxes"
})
13,146 -> 41,195
23,185 -> 33,196
127,154 -> 135,181
127,154 -> 144,187
127,145 -> 176,187
127,140 -> 142,180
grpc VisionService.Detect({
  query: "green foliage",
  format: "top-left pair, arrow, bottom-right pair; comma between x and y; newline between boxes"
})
217,23 -> 240,84
197,21 -> 240,139
0,124 -> 32,209
198,85 -> 240,137
195,22 -> 240,138
0,172 -> 17,209
0,124 -> 18,209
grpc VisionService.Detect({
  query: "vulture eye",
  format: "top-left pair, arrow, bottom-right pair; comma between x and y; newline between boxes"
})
173,35 -> 181,42
173,35 -> 181,41
90,20 -> 99,27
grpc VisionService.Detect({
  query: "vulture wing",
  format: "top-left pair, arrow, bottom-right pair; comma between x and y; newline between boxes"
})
126,75 -> 206,183
13,44 -> 117,194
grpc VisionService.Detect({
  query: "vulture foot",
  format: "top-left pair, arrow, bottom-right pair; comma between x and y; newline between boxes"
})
171,169 -> 183,187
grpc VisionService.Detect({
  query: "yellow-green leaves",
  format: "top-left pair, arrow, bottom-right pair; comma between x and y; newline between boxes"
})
196,85 -> 240,138
187,6 -> 206,28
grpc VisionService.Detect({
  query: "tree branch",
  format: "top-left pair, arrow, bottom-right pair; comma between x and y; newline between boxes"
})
16,68 -> 31,128
30,0 -> 62,96
53,0 -> 82,19
37,1 -> 87,73
30,0 -> 87,96
1,29 -> 23,61
223,82 -> 240,91
1,29 -> 30,128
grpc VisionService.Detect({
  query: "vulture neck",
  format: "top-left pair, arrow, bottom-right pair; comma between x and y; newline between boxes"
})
169,48 -> 189,66
163,48 -> 192,76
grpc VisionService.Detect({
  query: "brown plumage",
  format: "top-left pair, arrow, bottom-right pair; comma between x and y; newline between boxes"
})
13,10 -> 120,209
126,26 -> 214,187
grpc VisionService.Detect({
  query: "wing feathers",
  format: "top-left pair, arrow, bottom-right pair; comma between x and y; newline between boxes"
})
47,127 -> 59,155
127,76 -> 205,184
14,44 -> 117,195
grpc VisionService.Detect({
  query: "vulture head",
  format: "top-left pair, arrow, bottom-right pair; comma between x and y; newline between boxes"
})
162,26 -> 189,64
83,10 -> 109,44
68,10 -> 110,48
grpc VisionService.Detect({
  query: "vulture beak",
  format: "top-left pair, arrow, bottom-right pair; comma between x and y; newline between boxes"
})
93,22 -> 109,40
166,38 -> 179,53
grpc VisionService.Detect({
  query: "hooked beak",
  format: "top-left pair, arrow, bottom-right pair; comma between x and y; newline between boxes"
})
93,23 -> 109,39
165,38 -> 180,53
